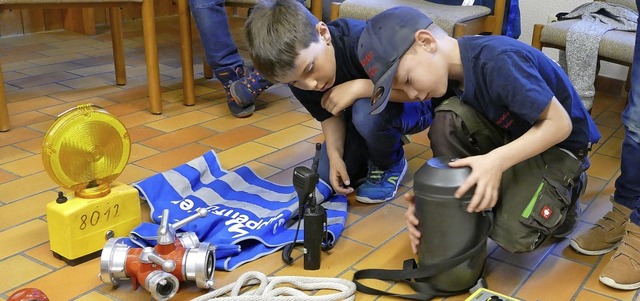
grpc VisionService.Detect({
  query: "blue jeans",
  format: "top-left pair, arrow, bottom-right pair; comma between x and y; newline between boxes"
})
188,0 -> 243,71
316,99 -> 432,188
615,2 -> 640,226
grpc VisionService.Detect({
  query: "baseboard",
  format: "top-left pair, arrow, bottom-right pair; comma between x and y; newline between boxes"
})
594,75 -> 626,95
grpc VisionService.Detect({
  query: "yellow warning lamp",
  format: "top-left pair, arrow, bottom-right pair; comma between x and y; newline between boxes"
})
43,104 -> 141,266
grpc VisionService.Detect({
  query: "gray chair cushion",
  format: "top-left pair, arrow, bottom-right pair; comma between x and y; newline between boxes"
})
338,0 -> 490,35
605,0 -> 638,12
225,0 -> 311,9
540,19 -> 636,64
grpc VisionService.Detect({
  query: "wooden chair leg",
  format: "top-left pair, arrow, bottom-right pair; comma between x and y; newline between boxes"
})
179,0 -> 196,106
625,66 -> 632,93
141,0 -> 162,114
0,63 -> 10,132
330,2 -> 340,21
532,24 -> 544,50
203,57 -> 213,79
109,7 -> 126,85
310,0 -> 322,21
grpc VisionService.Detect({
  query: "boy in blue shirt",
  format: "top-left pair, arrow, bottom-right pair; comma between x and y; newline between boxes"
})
244,0 -> 432,203
358,7 -> 601,253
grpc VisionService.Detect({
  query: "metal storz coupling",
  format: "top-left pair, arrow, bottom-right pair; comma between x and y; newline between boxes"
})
98,208 -> 215,301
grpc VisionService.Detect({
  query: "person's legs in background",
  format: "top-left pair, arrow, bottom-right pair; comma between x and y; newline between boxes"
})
188,0 -> 272,118
351,99 -> 432,204
571,3 -> 640,290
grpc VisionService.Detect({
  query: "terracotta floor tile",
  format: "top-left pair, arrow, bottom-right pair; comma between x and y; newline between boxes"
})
9,111 -> 52,128
217,141 -> 277,169
13,258 -> 103,300
0,255 -> 53,293
252,111 -> 313,131
24,243 -> 67,269
0,172 -> 56,203
574,289 -> 622,301
342,204 -> 407,247
0,169 -> 18,184
483,258 -> 529,296
134,143 -> 213,173
1,154 -> 43,177
515,255 -> 591,301
255,125 -> 322,149
74,291 -> 116,301
0,15 -> 632,301
200,125 -> 270,151
597,136 -> 623,158
200,113 -> 268,132
0,191 -> 51,231
0,220 -> 49,261
146,110 -> 216,132
489,239 -> 554,270
0,145 -> 33,164
257,141 -> 317,170
587,153 -> 622,181
141,125 -> 217,151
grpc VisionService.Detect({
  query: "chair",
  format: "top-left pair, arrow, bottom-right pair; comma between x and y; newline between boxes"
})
177,0 -> 322,105
329,0 -> 506,37
0,0 -> 161,132
531,0 -> 637,102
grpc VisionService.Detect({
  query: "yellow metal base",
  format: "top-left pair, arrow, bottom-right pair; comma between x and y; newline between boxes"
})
46,182 -> 141,263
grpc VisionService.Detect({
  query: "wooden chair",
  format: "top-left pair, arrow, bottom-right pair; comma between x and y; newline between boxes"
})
531,0 -> 637,98
177,0 -> 322,105
0,0 -> 162,132
329,0 -> 506,37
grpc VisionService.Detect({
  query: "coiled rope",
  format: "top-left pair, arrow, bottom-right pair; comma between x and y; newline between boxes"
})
190,271 -> 356,301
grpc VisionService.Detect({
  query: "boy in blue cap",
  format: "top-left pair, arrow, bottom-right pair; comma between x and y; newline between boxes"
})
358,7 -> 601,253
244,0 -> 432,203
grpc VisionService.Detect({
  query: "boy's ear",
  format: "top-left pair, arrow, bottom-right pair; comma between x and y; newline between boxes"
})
415,29 -> 437,53
316,22 -> 332,45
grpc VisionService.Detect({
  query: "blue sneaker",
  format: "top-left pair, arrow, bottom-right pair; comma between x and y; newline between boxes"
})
214,66 -> 254,118
230,66 -> 273,107
355,158 -> 408,204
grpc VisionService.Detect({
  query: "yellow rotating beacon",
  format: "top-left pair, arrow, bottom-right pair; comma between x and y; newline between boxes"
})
43,104 -> 141,265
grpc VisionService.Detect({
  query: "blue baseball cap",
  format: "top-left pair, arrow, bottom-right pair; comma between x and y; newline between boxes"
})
358,6 -> 433,114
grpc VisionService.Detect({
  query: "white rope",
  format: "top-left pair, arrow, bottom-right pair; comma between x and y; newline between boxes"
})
190,271 -> 356,301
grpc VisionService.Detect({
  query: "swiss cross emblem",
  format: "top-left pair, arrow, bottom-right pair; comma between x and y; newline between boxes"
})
540,205 -> 553,220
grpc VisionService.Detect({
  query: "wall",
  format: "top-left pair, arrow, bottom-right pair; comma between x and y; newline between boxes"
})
518,0 -> 630,80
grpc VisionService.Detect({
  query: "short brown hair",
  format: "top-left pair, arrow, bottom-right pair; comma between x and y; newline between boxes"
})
244,0 -> 320,82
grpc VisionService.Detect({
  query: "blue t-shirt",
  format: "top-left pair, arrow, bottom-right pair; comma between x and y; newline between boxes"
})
289,18 -> 368,122
456,35 -> 601,153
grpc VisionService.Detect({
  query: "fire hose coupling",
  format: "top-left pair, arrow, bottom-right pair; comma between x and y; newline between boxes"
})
99,208 -> 215,300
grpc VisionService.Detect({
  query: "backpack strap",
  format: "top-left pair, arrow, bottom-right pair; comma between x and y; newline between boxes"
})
353,214 -> 492,300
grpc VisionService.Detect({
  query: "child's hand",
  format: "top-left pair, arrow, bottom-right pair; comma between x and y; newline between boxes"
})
320,80 -> 372,115
404,192 -> 421,254
329,158 -> 354,195
448,154 -> 504,213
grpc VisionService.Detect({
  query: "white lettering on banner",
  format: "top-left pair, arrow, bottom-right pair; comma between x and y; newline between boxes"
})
170,198 -> 194,211
203,205 -> 285,238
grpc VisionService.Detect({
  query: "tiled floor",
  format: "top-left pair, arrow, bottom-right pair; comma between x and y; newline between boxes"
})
0,13 -> 636,301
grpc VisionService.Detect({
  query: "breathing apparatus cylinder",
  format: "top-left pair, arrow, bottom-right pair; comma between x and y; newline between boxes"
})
412,156 -> 490,292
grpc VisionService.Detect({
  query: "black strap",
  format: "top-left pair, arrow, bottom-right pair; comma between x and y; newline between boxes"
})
353,212 -> 493,300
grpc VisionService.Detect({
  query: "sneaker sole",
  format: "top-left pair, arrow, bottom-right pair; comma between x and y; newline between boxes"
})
600,275 -> 640,290
355,160 -> 408,204
570,239 -> 620,256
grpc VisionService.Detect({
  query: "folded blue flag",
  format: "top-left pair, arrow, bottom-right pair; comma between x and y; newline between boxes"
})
129,150 -> 348,271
